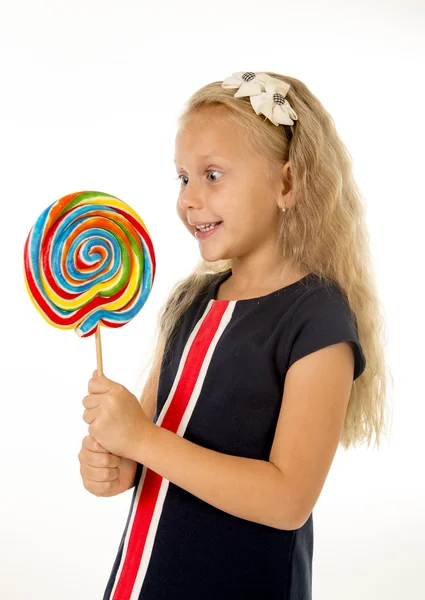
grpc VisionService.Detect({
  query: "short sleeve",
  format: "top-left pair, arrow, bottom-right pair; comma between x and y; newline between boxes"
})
284,284 -> 366,380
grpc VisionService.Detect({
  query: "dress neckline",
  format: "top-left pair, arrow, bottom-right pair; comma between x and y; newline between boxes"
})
211,269 -> 315,304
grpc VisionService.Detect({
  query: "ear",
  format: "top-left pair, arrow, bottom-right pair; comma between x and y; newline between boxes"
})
283,160 -> 292,188
280,161 -> 294,207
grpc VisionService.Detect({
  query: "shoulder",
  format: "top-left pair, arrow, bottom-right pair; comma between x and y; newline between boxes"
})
292,277 -> 356,324
280,277 -> 365,380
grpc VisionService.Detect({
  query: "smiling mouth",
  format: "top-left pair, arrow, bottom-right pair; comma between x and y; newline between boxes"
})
194,221 -> 223,238
194,222 -> 222,231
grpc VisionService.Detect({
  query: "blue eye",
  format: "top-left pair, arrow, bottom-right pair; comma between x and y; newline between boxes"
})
175,170 -> 222,186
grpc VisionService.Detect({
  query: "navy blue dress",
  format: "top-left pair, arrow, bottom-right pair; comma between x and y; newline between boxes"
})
103,270 -> 366,599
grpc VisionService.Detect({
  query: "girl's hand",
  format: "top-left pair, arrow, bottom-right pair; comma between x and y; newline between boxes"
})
82,370 -> 151,459
78,434 -> 138,497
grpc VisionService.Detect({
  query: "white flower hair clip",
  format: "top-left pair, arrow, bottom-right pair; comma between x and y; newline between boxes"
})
222,71 -> 298,142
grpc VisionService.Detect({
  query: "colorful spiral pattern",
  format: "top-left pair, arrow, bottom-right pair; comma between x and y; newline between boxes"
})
23,191 -> 156,338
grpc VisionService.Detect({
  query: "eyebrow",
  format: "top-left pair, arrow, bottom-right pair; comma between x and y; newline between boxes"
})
173,154 -> 227,166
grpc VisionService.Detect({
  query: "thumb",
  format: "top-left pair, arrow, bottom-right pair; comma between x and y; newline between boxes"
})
88,371 -> 113,394
92,369 -> 108,378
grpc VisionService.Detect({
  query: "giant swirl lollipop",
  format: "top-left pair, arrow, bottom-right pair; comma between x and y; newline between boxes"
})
23,191 -> 156,375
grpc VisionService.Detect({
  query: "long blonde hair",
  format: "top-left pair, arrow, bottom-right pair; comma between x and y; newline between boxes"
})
145,72 -> 393,451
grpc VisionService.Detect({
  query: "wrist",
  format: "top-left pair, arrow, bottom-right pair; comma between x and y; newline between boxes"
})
129,419 -> 158,464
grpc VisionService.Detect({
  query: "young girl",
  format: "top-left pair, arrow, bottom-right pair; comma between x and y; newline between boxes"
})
80,71 -> 391,599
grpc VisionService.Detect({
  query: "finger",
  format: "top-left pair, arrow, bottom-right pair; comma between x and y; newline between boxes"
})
82,408 -> 96,425
83,479 -> 119,497
82,394 -> 99,409
88,423 -> 97,439
80,439 -> 111,463
82,464 -> 119,482
79,445 -> 119,468
88,375 -> 113,395
87,452 -> 121,468
84,435 -> 108,453
83,435 -> 104,452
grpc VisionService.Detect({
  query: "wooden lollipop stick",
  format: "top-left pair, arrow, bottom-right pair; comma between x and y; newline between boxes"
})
95,325 -> 104,376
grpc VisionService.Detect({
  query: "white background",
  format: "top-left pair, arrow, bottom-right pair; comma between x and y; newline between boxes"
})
1,0 -> 424,598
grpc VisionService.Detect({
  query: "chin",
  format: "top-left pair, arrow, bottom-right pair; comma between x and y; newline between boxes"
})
199,250 -> 220,262
198,247 -> 227,263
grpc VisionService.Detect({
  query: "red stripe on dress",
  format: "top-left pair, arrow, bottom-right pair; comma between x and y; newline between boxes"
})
112,300 -> 230,599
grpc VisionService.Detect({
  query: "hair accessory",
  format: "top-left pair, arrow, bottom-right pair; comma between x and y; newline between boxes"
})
222,71 -> 298,143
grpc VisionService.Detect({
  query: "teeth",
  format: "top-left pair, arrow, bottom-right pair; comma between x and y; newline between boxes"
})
196,222 -> 220,231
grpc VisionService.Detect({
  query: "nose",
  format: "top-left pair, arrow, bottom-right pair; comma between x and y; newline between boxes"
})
177,179 -> 205,211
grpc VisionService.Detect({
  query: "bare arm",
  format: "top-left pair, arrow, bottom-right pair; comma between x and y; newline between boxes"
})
131,424 -> 291,529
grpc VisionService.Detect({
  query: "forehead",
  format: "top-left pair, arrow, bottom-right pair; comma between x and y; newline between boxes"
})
174,111 -> 247,165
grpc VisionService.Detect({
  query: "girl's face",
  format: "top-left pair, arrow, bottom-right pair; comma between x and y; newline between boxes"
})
174,107 -> 283,264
